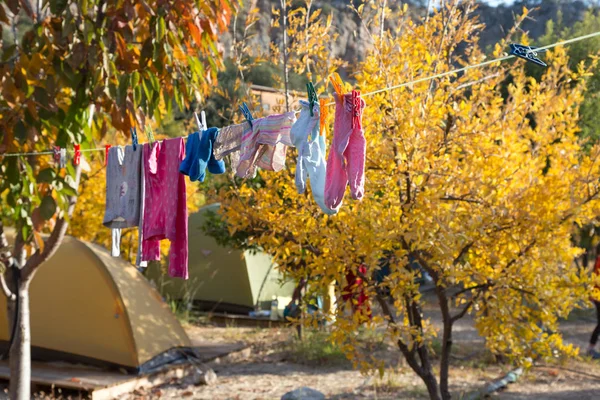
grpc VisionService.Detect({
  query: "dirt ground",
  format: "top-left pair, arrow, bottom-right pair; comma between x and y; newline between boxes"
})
119,296 -> 600,400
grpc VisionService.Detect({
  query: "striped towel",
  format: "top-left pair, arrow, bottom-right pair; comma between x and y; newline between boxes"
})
236,112 -> 296,178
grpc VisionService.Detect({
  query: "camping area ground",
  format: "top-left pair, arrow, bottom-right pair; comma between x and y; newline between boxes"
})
6,290 -> 600,400
120,291 -> 600,400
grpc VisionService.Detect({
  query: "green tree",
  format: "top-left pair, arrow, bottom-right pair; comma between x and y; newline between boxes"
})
0,1 -> 236,398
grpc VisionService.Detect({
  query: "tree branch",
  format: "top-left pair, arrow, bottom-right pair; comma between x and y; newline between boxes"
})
0,222 -> 15,301
21,165 -> 82,280
451,298 -> 473,323
356,269 -> 423,376
453,241 -> 474,265
440,196 -> 483,204
0,270 -> 15,302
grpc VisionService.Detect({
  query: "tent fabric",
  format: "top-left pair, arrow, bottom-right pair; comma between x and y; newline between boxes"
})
0,232 -> 191,372
146,203 -> 295,313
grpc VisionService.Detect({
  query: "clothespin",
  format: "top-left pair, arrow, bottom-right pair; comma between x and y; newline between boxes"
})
201,111 -> 207,131
319,98 -> 328,136
351,90 -> 361,129
307,82 -> 318,117
104,144 -> 111,166
239,102 -> 254,128
130,127 -> 138,151
509,44 -> 547,67
53,146 -> 61,166
330,73 -> 345,99
194,112 -> 206,132
73,144 -> 81,166
145,126 -> 155,144
59,148 -> 66,168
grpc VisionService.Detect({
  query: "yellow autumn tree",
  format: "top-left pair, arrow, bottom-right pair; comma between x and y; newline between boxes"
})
207,1 -> 600,399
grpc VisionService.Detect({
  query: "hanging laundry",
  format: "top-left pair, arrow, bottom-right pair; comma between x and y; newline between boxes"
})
325,90 -> 366,210
236,112 -> 296,179
291,100 -> 337,215
342,264 -> 372,320
141,138 -> 189,279
179,127 -> 225,182
212,121 -> 250,171
102,145 -> 145,266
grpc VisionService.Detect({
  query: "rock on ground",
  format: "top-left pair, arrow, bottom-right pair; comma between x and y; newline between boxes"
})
281,387 -> 326,400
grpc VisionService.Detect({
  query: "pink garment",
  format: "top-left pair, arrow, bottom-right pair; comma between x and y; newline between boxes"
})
236,112 -> 296,179
325,90 -> 366,210
141,138 -> 189,279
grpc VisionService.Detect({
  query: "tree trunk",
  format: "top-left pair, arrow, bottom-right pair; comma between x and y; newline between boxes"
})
439,317 -> 453,400
9,280 -> 31,400
422,371 -> 442,400
280,0 -> 290,113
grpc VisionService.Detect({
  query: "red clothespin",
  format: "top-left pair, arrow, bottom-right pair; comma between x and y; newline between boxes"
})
351,90 -> 361,130
104,144 -> 111,166
53,146 -> 61,166
73,145 -> 81,166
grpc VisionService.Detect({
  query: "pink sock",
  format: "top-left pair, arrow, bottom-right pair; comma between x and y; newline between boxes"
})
325,90 -> 366,209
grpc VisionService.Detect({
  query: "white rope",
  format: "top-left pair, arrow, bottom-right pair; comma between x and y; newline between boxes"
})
2,30 -> 600,158
327,30 -> 600,104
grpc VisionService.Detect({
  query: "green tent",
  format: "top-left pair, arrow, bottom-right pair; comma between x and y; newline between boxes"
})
145,203 -> 295,314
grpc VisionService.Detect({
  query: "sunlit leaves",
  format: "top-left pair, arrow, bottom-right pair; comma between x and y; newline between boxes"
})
210,0 -> 600,374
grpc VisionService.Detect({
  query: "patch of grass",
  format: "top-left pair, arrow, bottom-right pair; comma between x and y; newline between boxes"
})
287,330 -> 350,367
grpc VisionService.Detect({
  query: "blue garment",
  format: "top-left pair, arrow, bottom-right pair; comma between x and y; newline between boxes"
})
290,100 -> 337,215
180,128 -> 225,182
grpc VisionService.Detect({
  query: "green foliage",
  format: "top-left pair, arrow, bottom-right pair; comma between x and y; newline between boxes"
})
537,10 -> 600,142
287,330 -> 349,366
0,0 -> 236,251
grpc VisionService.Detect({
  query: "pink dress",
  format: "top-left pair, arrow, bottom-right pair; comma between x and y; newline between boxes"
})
141,138 -> 188,279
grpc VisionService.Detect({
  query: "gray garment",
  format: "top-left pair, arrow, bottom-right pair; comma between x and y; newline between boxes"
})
213,121 -> 249,171
103,145 -> 145,265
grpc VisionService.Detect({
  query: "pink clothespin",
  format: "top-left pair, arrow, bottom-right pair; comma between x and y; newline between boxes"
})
104,144 -> 111,166
351,90 -> 361,129
73,145 -> 81,166
53,146 -> 61,166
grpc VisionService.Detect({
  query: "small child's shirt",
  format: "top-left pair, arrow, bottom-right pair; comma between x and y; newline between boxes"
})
141,138 -> 188,279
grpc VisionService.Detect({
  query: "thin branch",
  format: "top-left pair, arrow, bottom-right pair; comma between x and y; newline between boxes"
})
453,241 -> 474,265
22,165 -> 82,280
0,270 -> 15,302
451,283 -> 491,298
440,196 -> 483,204
450,297 -> 473,323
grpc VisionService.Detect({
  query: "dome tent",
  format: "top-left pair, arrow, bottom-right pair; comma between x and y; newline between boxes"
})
0,231 -> 191,373
145,203 -> 295,314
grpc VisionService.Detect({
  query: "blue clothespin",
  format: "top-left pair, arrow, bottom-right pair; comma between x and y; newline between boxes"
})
131,127 -> 138,151
239,102 -> 254,128
509,44 -> 547,67
307,82 -> 318,117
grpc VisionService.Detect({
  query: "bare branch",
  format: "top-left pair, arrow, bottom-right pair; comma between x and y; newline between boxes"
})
440,196 -> 483,204
451,298 -> 473,323
21,165 -> 82,280
453,241 -> 474,265
0,269 -> 15,302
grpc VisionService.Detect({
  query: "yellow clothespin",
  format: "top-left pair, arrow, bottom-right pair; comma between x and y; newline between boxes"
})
330,73 -> 345,99
319,98 -> 328,137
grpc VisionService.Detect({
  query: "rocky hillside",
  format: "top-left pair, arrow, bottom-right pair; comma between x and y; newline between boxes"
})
225,0 -> 591,64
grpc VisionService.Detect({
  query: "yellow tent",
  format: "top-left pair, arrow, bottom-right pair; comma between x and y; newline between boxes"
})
0,232 -> 191,373
145,204 -> 295,314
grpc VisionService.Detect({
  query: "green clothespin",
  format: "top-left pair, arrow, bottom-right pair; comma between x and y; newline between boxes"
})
145,125 -> 155,144
307,82 -> 318,117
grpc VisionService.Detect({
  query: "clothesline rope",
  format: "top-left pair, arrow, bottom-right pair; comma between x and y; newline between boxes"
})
2,30 -> 600,159
326,30 -> 600,104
